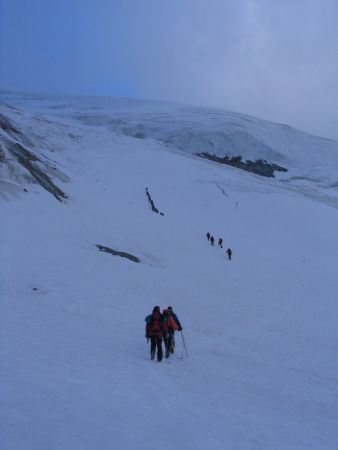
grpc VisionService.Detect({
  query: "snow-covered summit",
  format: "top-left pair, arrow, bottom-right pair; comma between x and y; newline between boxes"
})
2,90 -> 338,166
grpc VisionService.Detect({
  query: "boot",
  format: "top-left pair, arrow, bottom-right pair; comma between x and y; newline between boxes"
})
170,340 -> 175,354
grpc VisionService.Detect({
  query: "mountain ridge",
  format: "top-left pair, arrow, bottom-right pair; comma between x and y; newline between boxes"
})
1,92 -> 338,205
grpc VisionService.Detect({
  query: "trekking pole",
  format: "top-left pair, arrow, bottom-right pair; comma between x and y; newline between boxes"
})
180,331 -> 188,357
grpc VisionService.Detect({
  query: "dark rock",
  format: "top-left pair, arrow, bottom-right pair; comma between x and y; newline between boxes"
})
96,244 -> 140,263
197,152 -> 288,178
8,142 -> 68,201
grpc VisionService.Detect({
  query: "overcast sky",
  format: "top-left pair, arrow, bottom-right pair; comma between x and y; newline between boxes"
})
1,0 -> 338,140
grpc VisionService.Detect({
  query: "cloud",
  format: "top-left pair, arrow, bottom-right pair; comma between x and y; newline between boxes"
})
1,0 -> 337,139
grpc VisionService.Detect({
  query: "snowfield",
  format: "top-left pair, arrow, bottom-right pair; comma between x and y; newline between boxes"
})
1,92 -> 338,450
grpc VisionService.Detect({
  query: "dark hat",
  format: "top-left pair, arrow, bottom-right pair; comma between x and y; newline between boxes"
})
167,306 -> 173,311
153,306 -> 160,312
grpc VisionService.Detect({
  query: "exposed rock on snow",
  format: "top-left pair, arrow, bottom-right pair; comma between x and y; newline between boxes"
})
197,152 -> 288,177
0,106 -> 69,201
8,142 -> 68,201
96,244 -> 140,263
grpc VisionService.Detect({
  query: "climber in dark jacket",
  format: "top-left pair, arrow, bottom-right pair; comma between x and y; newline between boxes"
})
162,306 -> 182,357
145,306 -> 167,362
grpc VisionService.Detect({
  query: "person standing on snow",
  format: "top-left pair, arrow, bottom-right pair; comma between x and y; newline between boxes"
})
206,232 -> 211,241
163,306 -> 182,357
226,248 -> 232,260
145,306 -> 167,362
218,238 -> 223,248
210,236 -> 215,246
167,306 -> 182,330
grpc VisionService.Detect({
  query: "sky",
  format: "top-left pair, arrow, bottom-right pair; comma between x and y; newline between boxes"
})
1,0 -> 338,140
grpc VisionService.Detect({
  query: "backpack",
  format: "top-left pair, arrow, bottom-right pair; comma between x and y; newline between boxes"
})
149,311 -> 162,333
167,314 -> 179,331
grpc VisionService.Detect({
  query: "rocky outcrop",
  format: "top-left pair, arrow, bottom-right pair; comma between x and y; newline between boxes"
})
8,142 -> 68,201
197,153 -> 288,178
0,111 -> 69,201
96,244 -> 140,263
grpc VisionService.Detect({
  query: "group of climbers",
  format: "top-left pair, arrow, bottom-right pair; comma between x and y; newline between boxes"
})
206,232 -> 232,260
145,306 -> 182,362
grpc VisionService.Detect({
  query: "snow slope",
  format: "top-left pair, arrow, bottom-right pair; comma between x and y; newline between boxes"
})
2,90 -> 338,176
1,93 -> 338,449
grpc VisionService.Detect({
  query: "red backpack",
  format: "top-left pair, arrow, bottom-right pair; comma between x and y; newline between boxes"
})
167,314 -> 179,331
150,311 -> 162,334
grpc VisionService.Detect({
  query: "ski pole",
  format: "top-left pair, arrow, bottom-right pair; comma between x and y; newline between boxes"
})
180,331 -> 188,357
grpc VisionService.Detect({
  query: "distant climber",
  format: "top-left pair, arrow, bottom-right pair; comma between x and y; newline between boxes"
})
206,232 -> 210,241
210,236 -> 214,246
218,238 -> 223,248
226,248 -> 232,260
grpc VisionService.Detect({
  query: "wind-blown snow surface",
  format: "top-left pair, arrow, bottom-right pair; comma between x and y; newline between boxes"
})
1,94 -> 338,449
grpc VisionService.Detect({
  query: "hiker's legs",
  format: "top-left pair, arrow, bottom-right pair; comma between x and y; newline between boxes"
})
164,336 -> 170,358
156,336 -> 163,361
168,331 -> 175,353
150,336 -> 156,359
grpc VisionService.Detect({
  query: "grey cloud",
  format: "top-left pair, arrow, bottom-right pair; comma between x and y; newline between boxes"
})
1,0 -> 337,139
